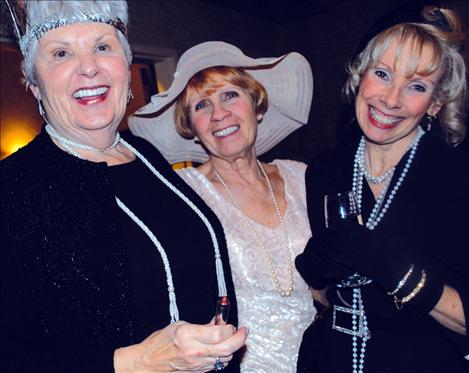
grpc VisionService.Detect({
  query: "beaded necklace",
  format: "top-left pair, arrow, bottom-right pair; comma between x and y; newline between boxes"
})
45,123 -> 228,323
340,126 -> 425,373
353,126 -> 425,230
214,160 -> 294,297
359,159 -> 395,185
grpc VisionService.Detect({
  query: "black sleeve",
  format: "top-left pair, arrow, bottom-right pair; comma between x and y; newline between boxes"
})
305,148 -> 354,235
1,160 -> 116,373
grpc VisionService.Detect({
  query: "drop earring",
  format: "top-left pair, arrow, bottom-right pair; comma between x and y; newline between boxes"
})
425,114 -> 436,132
37,97 -> 47,121
127,88 -> 135,103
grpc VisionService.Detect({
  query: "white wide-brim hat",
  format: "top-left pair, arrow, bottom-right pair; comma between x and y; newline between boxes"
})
129,41 -> 313,164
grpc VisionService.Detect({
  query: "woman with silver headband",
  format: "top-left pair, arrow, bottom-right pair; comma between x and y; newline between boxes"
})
129,41 -> 317,372
1,1 -> 247,372
295,4 -> 469,373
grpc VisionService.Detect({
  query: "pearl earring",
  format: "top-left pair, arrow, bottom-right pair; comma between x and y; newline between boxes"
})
256,113 -> 263,122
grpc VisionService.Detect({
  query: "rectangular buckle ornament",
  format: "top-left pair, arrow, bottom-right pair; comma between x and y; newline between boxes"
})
332,305 -> 370,340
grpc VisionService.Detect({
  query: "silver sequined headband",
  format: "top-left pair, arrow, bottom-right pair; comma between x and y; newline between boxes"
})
19,13 -> 127,56
5,1 -> 127,57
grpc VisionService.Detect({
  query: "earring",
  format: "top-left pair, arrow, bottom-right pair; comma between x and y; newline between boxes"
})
256,113 -> 263,122
194,136 -> 200,143
127,88 -> 135,103
25,81 -> 30,92
37,97 -> 47,121
425,114 -> 436,132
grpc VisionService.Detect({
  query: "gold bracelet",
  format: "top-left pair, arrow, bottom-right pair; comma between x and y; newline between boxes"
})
393,270 -> 426,310
388,264 -> 414,296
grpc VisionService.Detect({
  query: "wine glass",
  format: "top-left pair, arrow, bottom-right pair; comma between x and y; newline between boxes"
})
324,191 -> 362,228
324,191 -> 369,287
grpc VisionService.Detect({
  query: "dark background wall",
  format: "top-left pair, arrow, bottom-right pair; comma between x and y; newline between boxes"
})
2,0 -> 468,161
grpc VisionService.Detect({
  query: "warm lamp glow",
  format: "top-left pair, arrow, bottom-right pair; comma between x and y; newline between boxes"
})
1,121 -> 38,160
172,161 -> 193,170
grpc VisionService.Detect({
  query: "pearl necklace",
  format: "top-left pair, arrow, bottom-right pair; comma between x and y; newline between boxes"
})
359,158 -> 395,185
46,124 -> 120,155
214,160 -> 294,297
353,126 -> 425,230
340,126 -> 425,373
45,124 -> 228,323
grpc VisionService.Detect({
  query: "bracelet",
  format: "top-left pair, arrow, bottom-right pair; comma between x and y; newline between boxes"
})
387,264 -> 414,296
394,270 -> 426,310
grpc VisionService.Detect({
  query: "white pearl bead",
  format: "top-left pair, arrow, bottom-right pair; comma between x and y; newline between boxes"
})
214,161 -> 294,297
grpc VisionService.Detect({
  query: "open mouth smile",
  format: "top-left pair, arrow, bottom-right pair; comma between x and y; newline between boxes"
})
213,125 -> 239,138
368,107 -> 402,129
72,86 -> 109,105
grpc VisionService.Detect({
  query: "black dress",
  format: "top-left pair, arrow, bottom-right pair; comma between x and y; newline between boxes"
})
1,128 -> 239,372
296,130 -> 469,372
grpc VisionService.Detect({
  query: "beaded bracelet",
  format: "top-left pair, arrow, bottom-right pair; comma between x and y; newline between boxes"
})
394,270 -> 426,310
388,264 -> 414,296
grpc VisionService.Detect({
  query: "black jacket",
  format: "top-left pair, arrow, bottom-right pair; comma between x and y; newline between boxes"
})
297,130 -> 469,372
1,128 -> 239,372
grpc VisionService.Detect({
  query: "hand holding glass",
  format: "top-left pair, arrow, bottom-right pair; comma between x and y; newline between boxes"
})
324,191 -> 362,228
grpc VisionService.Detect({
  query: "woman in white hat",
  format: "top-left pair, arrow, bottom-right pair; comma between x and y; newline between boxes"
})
1,2 -> 246,372
130,41 -> 318,372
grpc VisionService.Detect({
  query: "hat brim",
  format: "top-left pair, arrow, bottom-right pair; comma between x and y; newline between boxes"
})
129,41 -> 313,164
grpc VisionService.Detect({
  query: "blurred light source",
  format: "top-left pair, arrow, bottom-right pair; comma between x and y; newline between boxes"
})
1,121 -> 37,159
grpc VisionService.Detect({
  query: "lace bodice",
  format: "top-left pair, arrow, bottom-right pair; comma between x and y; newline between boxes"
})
178,160 -> 316,373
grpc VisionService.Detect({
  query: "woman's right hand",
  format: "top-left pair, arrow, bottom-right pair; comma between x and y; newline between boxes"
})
114,321 -> 248,372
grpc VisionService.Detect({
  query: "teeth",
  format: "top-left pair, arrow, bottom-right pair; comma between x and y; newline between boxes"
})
214,125 -> 239,137
73,87 -> 108,99
370,107 -> 400,125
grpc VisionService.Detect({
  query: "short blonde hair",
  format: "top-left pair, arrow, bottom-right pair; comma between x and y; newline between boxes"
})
174,66 -> 268,139
344,6 -> 467,146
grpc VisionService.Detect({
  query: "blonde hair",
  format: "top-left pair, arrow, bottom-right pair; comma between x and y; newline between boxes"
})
174,66 -> 268,139
344,6 -> 467,146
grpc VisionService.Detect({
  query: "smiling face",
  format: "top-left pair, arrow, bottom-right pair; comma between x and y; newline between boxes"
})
355,38 -> 442,146
187,77 -> 259,162
30,22 -> 130,141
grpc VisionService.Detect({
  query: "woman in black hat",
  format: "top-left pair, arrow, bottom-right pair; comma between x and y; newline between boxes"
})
296,5 -> 468,372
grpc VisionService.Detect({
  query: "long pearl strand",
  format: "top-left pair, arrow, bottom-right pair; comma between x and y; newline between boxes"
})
214,160 -> 295,297
343,126 -> 425,373
45,124 -> 228,323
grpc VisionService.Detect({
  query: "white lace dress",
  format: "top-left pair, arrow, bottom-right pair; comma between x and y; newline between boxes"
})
178,160 -> 316,373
